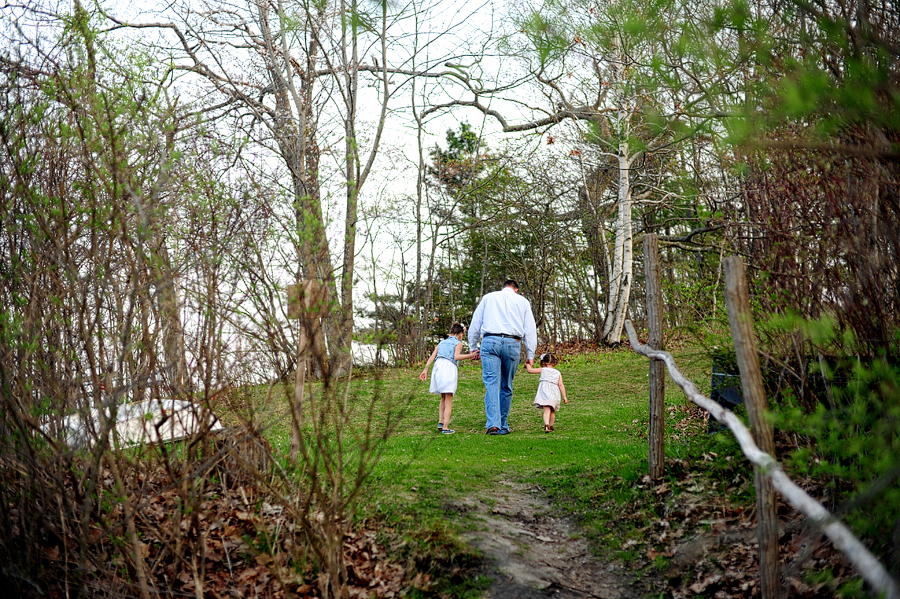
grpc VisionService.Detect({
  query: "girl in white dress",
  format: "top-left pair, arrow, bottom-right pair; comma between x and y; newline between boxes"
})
419,323 -> 477,434
525,353 -> 569,433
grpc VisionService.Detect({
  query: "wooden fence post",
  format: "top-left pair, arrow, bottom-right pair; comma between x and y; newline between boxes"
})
644,234 -> 666,480
724,256 -> 780,599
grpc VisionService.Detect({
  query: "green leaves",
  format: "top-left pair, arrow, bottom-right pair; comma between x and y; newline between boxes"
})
520,10 -> 570,67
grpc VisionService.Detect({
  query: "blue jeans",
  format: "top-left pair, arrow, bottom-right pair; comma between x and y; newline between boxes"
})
480,336 -> 521,432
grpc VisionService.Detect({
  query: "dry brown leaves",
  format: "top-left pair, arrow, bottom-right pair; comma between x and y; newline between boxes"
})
627,457 -> 855,599
541,339 -> 619,358
24,461 -> 409,599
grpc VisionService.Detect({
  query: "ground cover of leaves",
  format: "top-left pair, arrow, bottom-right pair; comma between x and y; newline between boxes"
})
640,459 -> 855,598
10,456 -> 408,598
579,403 -> 865,599
30,450 -> 849,599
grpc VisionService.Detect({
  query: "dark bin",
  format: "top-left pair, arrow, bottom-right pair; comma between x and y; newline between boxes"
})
709,355 -> 744,434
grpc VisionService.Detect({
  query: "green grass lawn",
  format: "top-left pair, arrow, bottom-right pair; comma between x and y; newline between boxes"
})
368,349 -> 661,493
224,343 -> 879,598
233,344 -> 716,592
349,347 -> 713,571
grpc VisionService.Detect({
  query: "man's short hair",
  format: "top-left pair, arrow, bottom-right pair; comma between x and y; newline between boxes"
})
503,279 -> 519,290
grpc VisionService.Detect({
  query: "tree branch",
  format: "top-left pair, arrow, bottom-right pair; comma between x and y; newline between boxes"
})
421,97 -> 614,132
659,225 -> 726,244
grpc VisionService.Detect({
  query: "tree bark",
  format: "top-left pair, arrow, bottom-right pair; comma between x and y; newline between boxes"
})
602,145 -> 635,344
336,0 -> 361,378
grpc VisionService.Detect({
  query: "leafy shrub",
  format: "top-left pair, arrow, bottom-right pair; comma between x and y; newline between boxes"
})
779,354 -> 900,576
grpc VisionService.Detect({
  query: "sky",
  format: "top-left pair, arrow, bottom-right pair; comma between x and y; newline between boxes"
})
12,0 -> 564,325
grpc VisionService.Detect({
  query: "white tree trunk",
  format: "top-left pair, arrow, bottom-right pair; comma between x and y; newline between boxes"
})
602,145 -> 635,344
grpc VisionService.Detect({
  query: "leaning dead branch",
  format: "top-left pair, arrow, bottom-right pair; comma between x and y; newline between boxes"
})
624,320 -> 900,599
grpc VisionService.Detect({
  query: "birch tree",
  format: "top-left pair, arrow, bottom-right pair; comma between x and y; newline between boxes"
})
427,0 -> 685,344
588,39 -> 678,345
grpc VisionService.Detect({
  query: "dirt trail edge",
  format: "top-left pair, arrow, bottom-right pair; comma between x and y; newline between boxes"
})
454,481 -> 641,599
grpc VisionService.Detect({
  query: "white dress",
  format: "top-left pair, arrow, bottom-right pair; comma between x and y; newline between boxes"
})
429,359 -> 458,394
533,367 -> 561,411
430,337 -> 460,394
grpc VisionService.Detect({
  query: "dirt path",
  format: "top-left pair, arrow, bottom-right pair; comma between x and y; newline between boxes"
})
452,481 -> 641,599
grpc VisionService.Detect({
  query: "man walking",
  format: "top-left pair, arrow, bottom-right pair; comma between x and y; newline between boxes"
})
469,279 -> 537,435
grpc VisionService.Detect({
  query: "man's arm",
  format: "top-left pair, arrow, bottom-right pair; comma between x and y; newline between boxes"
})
469,298 -> 485,350
523,301 -> 537,362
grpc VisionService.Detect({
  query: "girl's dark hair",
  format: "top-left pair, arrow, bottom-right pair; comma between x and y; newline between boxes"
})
540,353 -> 558,366
450,323 -> 466,336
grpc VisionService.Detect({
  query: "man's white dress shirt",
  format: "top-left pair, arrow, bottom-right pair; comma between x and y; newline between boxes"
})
469,287 -> 537,361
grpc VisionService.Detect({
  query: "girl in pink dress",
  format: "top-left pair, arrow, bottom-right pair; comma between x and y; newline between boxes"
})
525,353 -> 569,433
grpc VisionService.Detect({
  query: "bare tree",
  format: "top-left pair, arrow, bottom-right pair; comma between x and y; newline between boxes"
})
1,4 -> 408,597
0,4 -> 220,595
104,0 -> 489,373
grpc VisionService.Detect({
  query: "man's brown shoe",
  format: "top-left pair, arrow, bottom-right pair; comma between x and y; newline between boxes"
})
486,427 -> 500,435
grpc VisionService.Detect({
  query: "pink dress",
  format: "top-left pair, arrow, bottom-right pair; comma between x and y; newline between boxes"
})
533,367 -> 561,411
